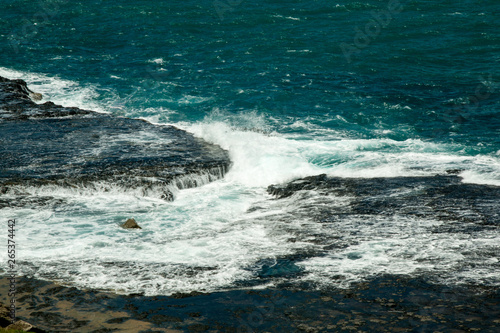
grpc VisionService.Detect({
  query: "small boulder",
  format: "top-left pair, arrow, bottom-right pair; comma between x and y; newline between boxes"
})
29,92 -> 43,101
6,319 -> 33,331
121,218 -> 142,229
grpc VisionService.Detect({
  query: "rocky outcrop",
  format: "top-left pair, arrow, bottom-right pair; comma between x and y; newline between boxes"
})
0,76 -> 231,206
0,302 -> 46,332
121,218 -> 142,229
0,76 -> 92,120
267,174 -> 500,221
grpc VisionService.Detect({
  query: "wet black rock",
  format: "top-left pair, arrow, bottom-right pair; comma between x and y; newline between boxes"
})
0,76 -> 92,120
3,275 -> 499,333
267,174 -> 330,198
267,174 -> 500,228
170,291 -> 209,299
0,303 -> 10,327
262,173 -> 500,285
0,76 -> 231,204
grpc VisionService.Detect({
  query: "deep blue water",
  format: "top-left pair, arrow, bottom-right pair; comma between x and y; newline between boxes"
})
3,1 -> 500,144
1,0 -> 499,295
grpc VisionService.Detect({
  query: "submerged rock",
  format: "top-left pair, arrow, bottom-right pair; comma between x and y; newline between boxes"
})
121,218 -> 142,229
267,174 -> 500,223
0,76 -> 231,205
262,174 -> 500,281
29,92 -> 43,101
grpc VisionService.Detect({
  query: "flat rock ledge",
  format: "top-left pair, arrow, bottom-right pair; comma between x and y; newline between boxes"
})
0,76 -> 231,206
0,275 -> 499,332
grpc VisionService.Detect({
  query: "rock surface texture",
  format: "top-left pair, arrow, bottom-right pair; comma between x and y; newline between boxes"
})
0,76 -> 230,205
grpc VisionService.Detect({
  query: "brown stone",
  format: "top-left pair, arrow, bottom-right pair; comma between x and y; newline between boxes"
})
29,92 -> 43,101
121,218 -> 142,229
6,319 -> 33,331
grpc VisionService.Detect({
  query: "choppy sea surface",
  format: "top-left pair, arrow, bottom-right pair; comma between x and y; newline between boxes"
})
0,0 -> 499,296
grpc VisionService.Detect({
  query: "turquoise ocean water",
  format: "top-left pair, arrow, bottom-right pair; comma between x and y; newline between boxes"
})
1,0 -> 499,295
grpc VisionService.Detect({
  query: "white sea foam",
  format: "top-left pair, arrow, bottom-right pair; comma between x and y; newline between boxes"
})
185,115 -> 500,184
148,58 -> 164,65
296,215 -> 464,288
186,121 -> 322,187
0,67 -> 106,112
459,155 -> 500,186
1,180 -> 288,295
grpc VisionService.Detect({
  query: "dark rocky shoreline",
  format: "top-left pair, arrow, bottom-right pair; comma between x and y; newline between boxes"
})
0,76 -> 231,206
1,275 -> 498,332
